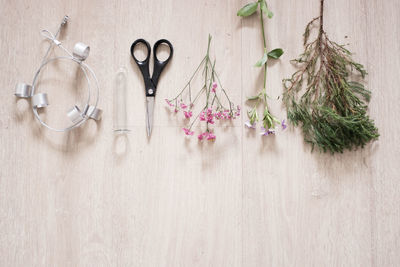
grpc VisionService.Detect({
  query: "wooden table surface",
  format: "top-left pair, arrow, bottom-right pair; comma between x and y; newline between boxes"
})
1,0 -> 399,266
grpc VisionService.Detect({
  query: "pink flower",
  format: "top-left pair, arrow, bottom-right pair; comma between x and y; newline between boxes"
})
199,111 -> 206,121
207,133 -> 216,140
180,102 -> 188,109
184,110 -> 192,119
211,82 -> 217,93
205,108 -> 214,124
197,131 -> 215,141
165,99 -> 174,107
198,132 -> 207,140
235,105 -> 241,116
222,110 -> 230,120
182,128 -> 194,136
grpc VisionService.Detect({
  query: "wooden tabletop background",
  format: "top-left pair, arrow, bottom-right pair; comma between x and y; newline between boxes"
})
1,0 -> 399,266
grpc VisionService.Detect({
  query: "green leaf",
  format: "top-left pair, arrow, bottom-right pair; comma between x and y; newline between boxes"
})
237,2 -> 258,17
267,9 -> 274,19
255,52 -> 268,67
260,0 -> 273,18
247,95 -> 260,100
267,48 -> 284,59
260,1 -> 267,13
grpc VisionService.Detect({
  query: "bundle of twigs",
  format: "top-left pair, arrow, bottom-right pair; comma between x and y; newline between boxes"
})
283,0 -> 379,153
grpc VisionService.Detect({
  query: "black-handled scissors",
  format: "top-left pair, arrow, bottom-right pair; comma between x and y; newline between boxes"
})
131,39 -> 173,137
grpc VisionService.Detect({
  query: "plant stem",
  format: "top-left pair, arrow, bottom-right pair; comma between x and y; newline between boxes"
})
319,0 -> 324,34
171,57 -> 206,101
260,4 -> 268,99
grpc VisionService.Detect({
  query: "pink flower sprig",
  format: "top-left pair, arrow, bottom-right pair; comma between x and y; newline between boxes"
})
165,35 -> 240,141
198,131 -> 216,141
183,128 -> 194,136
184,110 -> 192,119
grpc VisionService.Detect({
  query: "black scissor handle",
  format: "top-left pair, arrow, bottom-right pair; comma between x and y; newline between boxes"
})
131,39 -> 154,96
130,39 -> 151,65
152,39 -> 173,87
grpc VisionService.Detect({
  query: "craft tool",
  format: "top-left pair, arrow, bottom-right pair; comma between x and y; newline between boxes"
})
14,15 -> 102,132
130,39 -> 173,137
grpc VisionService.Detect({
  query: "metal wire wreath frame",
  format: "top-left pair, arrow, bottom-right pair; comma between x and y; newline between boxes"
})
14,15 -> 103,132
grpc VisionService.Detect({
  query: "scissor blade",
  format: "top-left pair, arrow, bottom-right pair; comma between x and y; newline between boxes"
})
146,97 -> 155,137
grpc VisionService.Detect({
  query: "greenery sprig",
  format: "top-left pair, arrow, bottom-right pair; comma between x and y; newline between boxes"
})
238,0 -> 285,135
283,0 -> 379,153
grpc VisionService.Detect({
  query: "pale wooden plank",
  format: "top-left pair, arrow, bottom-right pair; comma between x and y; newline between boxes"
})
0,0 -> 243,266
365,0 -> 400,266
241,0 -> 378,266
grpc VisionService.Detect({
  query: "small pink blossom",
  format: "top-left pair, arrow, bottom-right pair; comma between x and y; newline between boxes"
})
199,111 -> 206,121
207,133 -> 216,140
198,132 -> 208,140
235,105 -> 241,116
183,128 -> 194,136
180,102 -> 187,109
206,108 -> 214,124
221,110 -> 232,120
197,131 -> 216,141
211,82 -> 217,93
184,110 -> 193,119
165,99 -> 174,107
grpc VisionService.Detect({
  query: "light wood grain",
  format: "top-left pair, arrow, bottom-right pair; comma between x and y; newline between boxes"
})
0,0 -> 399,266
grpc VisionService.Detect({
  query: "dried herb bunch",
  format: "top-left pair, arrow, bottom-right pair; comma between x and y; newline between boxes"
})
283,0 -> 379,153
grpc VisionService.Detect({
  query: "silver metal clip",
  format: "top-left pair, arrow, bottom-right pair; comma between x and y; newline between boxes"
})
15,82 -> 32,98
84,105 -> 102,121
31,93 -> 49,108
67,105 -> 84,123
73,42 -> 90,61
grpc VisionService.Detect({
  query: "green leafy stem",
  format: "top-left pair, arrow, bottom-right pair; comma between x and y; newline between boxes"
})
238,0 -> 284,130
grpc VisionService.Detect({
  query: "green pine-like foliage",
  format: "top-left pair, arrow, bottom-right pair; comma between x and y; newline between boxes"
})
283,0 -> 379,153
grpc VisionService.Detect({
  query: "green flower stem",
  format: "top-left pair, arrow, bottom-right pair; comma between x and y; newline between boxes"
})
260,6 -> 268,95
214,71 -> 234,112
171,57 -> 206,101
